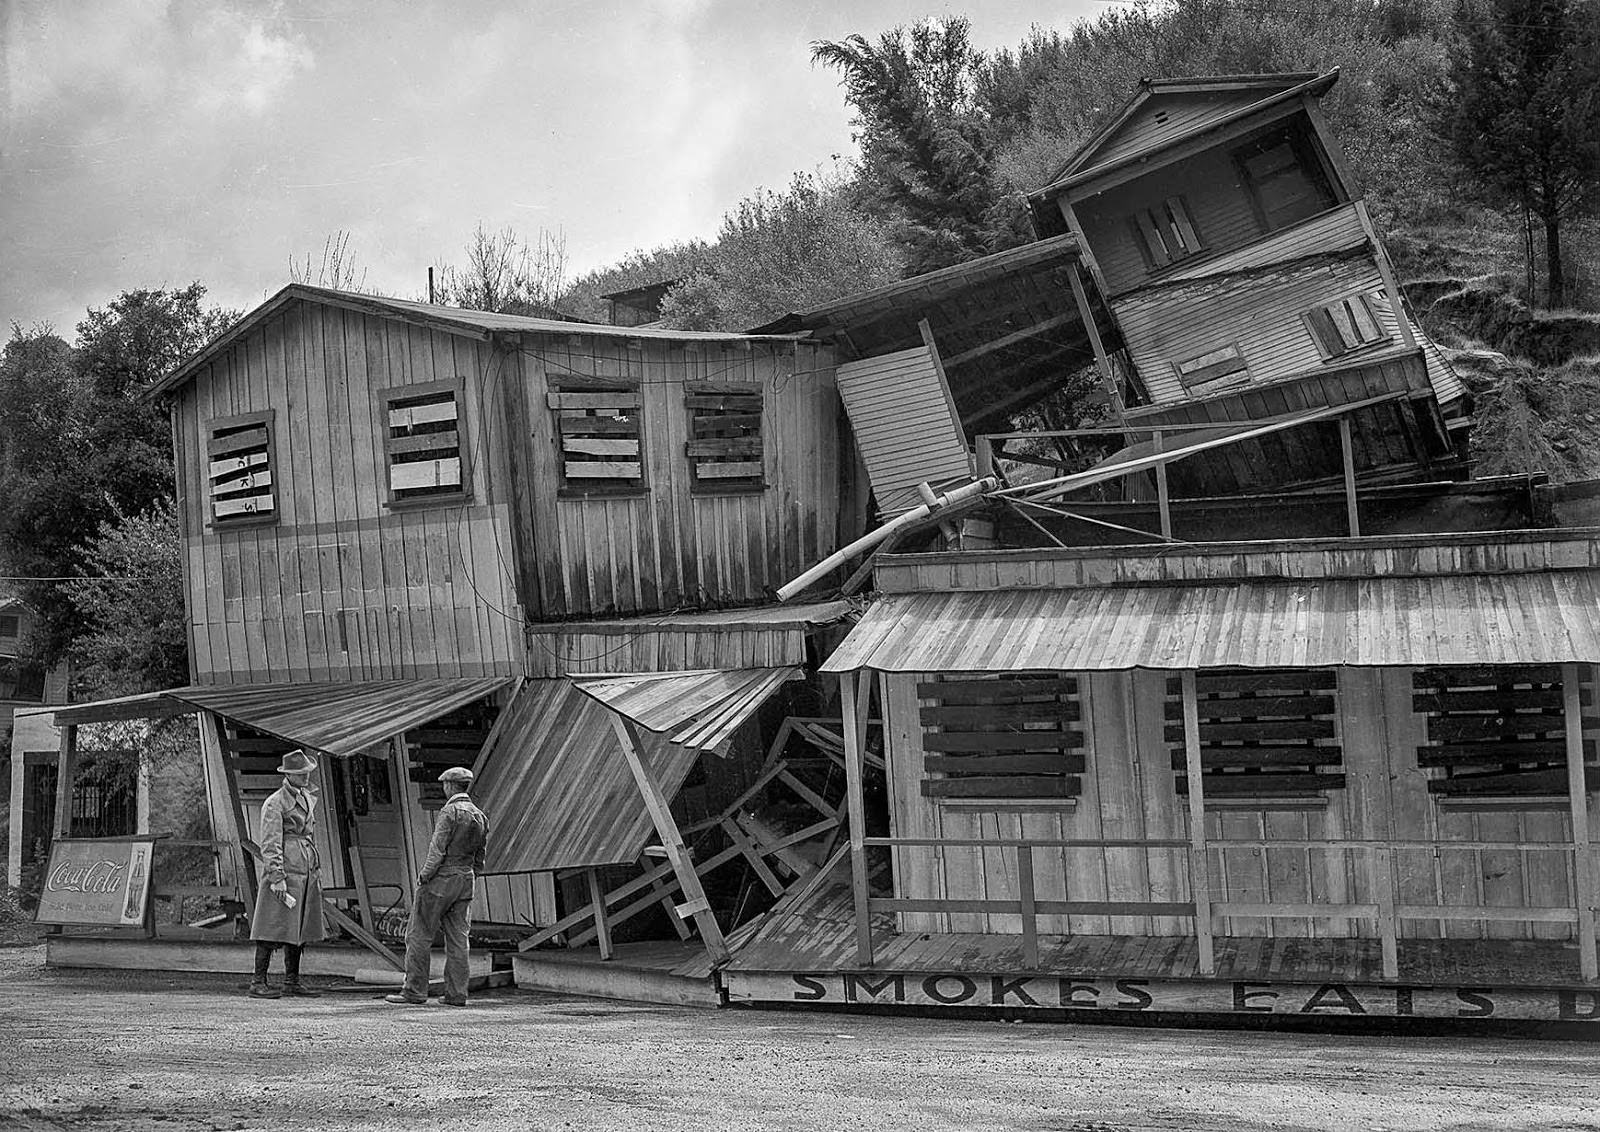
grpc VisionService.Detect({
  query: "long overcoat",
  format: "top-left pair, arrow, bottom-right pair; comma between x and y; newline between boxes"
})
249,782 -> 328,945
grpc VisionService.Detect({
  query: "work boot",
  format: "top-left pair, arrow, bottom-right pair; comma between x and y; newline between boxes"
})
247,982 -> 281,1000
438,997 -> 468,1007
384,992 -> 427,1005
281,982 -> 321,998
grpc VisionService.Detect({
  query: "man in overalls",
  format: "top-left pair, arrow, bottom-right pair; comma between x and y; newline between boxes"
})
248,749 -> 327,999
386,766 -> 488,1006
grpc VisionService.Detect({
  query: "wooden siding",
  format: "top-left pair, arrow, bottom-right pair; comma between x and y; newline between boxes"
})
1115,256 -> 1395,402
885,667 -> 1600,940
516,338 -> 839,618
1073,145 -> 1269,296
1122,353 -> 1447,495
1161,205 -> 1366,284
526,626 -> 810,677
835,346 -> 974,515
1087,89 -> 1290,173
174,302 -> 526,683
874,531 -> 1600,595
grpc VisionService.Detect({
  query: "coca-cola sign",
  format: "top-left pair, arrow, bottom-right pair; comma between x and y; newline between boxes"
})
35,838 -> 154,927
47,857 -> 126,894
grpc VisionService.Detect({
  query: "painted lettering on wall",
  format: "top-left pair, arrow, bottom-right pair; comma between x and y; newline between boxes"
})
726,972 -> 1599,1022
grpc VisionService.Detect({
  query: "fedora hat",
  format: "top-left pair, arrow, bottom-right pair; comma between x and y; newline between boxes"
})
438,766 -> 474,786
277,749 -> 320,775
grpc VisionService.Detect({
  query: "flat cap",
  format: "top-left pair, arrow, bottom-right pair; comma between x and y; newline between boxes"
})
438,766 -> 475,785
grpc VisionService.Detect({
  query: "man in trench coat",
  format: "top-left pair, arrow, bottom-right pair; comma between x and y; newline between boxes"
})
386,766 -> 488,1006
248,749 -> 328,999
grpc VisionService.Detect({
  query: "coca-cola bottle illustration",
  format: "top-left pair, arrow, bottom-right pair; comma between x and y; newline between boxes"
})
123,851 -> 146,921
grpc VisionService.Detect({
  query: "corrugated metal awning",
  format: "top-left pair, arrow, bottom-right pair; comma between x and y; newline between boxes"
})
33,679 -> 513,755
821,573 -> 1600,673
569,667 -> 802,754
474,680 -> 700,872
476,667 -> 799,872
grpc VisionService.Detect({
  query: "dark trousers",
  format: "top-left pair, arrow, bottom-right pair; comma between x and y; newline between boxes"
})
402,872 -> 474,1001
253,941 -> 303,984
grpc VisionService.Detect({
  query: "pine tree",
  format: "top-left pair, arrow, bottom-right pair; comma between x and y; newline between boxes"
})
1446,0 -> 1600,307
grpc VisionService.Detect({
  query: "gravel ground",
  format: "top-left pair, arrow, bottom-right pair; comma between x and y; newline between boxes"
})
3,943 -> 1599,1132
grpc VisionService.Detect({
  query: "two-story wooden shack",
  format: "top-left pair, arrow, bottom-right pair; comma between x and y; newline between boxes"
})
37,285 -> 858,976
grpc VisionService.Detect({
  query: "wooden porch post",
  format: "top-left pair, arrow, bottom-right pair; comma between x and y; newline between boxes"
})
608,715 -> 729,965
196,711 -> 253,905
586,867 -> 614,961
1152,431 -> 1173,540
1338,417 -> 1360,537
1180,671 -> 1215,975
51,724 -> 77,839
840,670 -> 875,966
1563,663 -> 1598,981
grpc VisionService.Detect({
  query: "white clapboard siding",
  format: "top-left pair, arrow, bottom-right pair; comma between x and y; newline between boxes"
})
1162,205 -> 1366,283
389,457 -> 462,491
388,399 -> 457,429
836,345 -> 974,516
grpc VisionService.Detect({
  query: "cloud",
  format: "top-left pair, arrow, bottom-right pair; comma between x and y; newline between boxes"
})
6,1 -> 311,122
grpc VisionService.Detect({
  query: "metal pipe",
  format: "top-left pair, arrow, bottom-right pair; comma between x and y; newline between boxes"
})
775,476 -> 998,601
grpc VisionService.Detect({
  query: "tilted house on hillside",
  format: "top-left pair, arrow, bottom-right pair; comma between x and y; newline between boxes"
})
1027,70 -> 1467,496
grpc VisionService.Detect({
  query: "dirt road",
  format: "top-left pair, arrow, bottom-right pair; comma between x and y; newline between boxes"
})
2,945 -> 1597,1132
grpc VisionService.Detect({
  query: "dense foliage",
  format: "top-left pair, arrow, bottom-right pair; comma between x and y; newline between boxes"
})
0,284 -> 235,675
1444,0 -> 1600,307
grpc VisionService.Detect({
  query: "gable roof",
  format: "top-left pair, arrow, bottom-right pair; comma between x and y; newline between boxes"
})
1034,70 -> 1337,198
149,283 -> 808,399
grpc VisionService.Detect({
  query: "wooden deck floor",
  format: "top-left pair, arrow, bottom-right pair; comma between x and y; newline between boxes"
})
724,870 -> 1595,989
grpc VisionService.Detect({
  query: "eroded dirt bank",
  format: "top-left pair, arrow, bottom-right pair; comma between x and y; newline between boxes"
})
2,946 -> 1597,1132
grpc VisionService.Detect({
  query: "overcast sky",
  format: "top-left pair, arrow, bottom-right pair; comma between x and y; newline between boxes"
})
0,0 -> 1102,337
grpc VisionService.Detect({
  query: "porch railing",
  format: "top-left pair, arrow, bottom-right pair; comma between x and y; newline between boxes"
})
853,834 -> 1600,982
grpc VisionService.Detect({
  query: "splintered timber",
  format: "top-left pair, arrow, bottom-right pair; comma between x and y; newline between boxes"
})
722,973 -> 1600,1021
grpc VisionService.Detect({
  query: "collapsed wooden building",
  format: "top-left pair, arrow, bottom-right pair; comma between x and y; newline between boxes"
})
28,70 -> 1600,1023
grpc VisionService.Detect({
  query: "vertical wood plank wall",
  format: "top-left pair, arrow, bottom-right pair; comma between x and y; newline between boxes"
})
885,666 -> 1600,941
516,337 -> 839,618
175,304 -> 525,683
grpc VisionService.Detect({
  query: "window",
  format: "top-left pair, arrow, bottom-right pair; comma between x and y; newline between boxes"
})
1413,666 -> 1599,799
1305,292 -> 1390,359
383,384 -> 466,504
1129,195 -> 1204,268
207,412 -> 276,525
919,673 -> 1084,800
0,614 -> 18,641
685,380 -> 764,492
1174,344 -> 1250,395
1233,125 -> 1338,233
0,658 -> 45,702
549,381 -> 645,494
1166,669 -> 1345,798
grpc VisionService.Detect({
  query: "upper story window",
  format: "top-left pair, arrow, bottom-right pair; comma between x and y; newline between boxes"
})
548,381 -> 645,495
1174,343 -> 1250,396
383,383 -> 467,505
1128,195 -> 1203,269
685,380 -> 764,492
1305,292 -> 1390,360
0,614 -> 18,644
1232,123 -> 1338,234
207,411 -> 276,526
